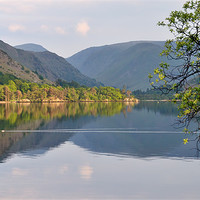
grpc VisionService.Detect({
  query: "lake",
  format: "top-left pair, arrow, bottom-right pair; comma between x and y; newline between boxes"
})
0,102 -> 200,199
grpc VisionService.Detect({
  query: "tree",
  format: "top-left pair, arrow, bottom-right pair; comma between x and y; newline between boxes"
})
126,90 -> 132,98
16,90 -> 22,101
21,82 -> 30,94
0,85 -> 5,101
4,86 -> 10,102
149,0 -> 200,145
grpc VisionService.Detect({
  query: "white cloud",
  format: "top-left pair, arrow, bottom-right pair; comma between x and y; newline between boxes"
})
40,25 -> 49,32
8,24 -> 26,32
0,6 -> 12,13
19,4 -> 35,13
0,0 -> 186,6
0,1 -> 36,14
0,0 -> 185,15
0,0 -> 53,3
55,27 -> 67,35
76,21 -> 90,36
12,168 -> 29,176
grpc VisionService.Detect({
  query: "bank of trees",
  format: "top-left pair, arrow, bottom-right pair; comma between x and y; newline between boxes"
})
0,78 -> 135,102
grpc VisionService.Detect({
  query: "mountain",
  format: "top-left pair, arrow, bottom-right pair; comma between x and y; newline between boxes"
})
0,40 -> 101,87
0,49 -> 45,83
14,43 -> 47,52
67,41 -> 167,90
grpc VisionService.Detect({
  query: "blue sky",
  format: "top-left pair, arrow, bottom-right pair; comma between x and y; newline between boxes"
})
0,0 -> 186,57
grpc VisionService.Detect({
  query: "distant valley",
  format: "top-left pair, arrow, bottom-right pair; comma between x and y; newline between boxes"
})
67,41 -> 167,90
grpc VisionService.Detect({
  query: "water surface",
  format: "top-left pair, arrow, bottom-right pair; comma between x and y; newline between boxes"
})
0,102 -> 199,199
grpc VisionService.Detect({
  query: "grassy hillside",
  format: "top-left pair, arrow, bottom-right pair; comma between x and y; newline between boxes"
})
0,50 -> 45,83
67,41 -> 167,90
97,43 -> 167,90
0,40 -> 101,87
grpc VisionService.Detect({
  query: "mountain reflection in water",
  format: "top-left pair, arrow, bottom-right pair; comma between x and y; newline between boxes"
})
0,102 -> 198,162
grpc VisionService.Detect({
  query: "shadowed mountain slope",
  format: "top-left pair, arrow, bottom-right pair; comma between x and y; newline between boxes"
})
0,49 -> 44,83
0,40 -> 101,87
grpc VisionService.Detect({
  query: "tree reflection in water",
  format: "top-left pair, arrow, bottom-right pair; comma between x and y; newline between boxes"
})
0,102 -> 137,130
1,102 -> 195,161
0,102 -> 137,161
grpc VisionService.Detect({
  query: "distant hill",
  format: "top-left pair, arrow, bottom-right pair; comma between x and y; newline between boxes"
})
0,40 -> 101,87
0,49 -> 45,83
15,43 -> 47,52
67,41 -> 168,90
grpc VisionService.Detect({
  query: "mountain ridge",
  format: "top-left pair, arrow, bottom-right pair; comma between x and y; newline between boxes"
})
0,40 -> 101,87
67,41 -> 167,90
14,43 -> 47,52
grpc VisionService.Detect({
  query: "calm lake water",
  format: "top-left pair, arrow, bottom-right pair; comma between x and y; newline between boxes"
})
0,102 -> 200,199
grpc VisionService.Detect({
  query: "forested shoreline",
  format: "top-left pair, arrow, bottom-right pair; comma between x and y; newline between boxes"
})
0,78 -> 137,103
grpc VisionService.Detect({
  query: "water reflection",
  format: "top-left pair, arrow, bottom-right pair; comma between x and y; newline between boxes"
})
79,165 -> 93,180
12,168 -> 29,176
0,102 -> 136,162
0,102 -> 197,162
134,101 -> 179,116
0,102 -> 132,130
71,132 -> 197,158
0,102 -> 199,200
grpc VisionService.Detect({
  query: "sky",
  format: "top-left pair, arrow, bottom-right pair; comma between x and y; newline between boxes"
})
0,0 -> 186,57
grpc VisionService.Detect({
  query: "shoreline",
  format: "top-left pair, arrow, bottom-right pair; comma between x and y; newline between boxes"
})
140,99 -> 172,102
0,99 -> 139,104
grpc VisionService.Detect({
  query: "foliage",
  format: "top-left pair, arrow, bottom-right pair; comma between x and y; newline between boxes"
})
56,79 -> 81,88
149,0 -> 200,143
0,75 -> 135,102
0,72 -> 18,85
